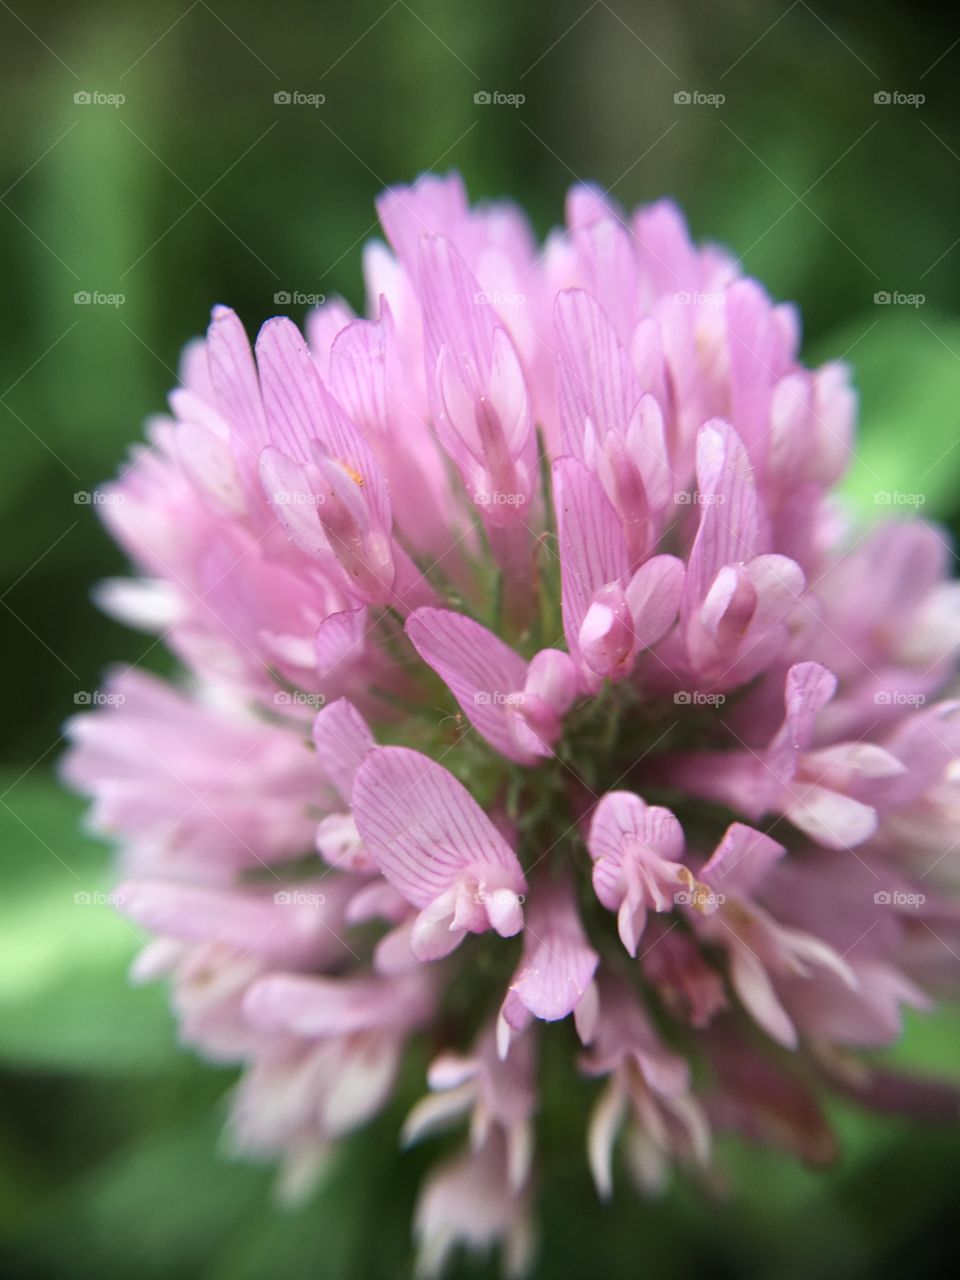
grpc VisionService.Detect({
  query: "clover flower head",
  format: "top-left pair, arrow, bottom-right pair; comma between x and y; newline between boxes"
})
65,172 -> 960,1277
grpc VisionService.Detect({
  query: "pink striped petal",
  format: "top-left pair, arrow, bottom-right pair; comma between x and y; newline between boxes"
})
304,298 -> 355,378
206,306 -> 268,452
376,173 -> 469,268
255,318 -> 390,529
328,312 -> 390,439
352,747 -> 527,953
588,791 -> 687,954
683,420 -> 764,615
589,791 -> 685,877
421,235 -> 496,394
312,698 -> 375,805
405,608 -> 531,764
506,878 -> 599,1023
725,279 -> 783,459
555,289 -> 641,459
553,456 -> 629,677
420,236 -> 533,507
574,217 -> 641,344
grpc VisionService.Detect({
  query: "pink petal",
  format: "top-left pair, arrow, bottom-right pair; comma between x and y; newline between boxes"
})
206,306 -> 268,451
524,648 -> 578,715
421,235 -> 495,402
725,279 -> 782,457
633,198 -> 697,296
244,971 -> 429,1036
785,784 -> 878,849
304,298 -> 355,378
345,879 -> 408,926
507,878 -> 599,1022
376,173 -> 469,268
566,182 -> 622,230
420,236 -> 533,500
625,554 -> 684,650
256,318 -> 390,529
314,607 -> 367,680
116,879 -> 345,967
553,456 -> 629,675
699,822 -> 785,898
488,326 -> 532,458
683,419 -> 763,614
589,792 -> 684,876
767,662 -> 837,783
405,608 -> 532,764
175,421 -> 244,514
573,217 -> 640,344
728,944 -> 797,1048
579,581 -> 635,678
312,698 -> 375,805
410,890 -> 468,961
625,392 -> 673,511
554,289 -> 640,459
315,811 -> 371,874
352,747 -> 526,909
587,1079 -> 628,1200
259,446 -> 330,558
588,791 -> 686,947
328,313 -> 390,439
616,893 -> 648,958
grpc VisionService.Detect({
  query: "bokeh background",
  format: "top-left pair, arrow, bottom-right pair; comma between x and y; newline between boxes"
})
2,1 -> 960,1276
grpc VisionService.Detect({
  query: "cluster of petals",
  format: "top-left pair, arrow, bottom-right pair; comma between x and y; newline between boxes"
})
65,173 -> 960,1275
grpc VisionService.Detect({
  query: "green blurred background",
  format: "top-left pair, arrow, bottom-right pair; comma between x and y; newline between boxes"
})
2,1 -> 960,1275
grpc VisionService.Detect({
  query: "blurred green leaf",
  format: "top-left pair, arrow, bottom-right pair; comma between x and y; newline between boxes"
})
0,773 -> 176,1074
815,311 -> 960,519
